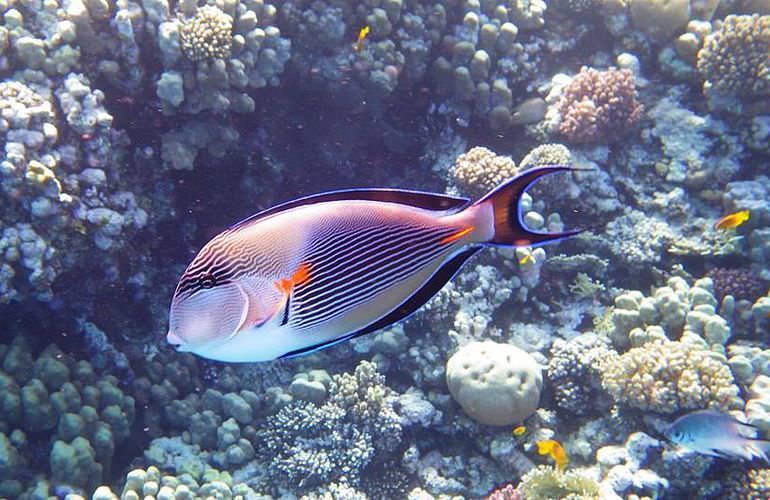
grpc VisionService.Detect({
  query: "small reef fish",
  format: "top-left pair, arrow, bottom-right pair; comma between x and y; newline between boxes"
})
355,26 -> 370,52
665,409 -> 770,462
513,425 -> 527,437
167,166 -> 583,362
519,252 -> 533,266
714,209 -> 750,230
536,439 -> 569,470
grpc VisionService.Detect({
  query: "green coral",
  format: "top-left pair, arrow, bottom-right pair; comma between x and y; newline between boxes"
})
0,336 -> 134,494
697,14 -> 770,97
517,465 -> 601,499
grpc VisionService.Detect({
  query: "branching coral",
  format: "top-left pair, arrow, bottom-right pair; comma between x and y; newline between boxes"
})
547,333 -> 612,415
516,465 -> 600,499
556,67 -> 644,144
706,268 -> 769,303
600,339 -> 741,414
259,361 -> 401,491
697,14 -> 770,98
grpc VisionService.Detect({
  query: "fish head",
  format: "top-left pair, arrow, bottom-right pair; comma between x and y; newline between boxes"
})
168,264 -> 280,352
664,421 -> 693,446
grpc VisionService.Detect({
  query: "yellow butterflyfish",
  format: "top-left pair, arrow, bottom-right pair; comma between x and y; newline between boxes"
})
536,439 -> 569,470
355,26 -> 370,52
513,425 -> 527,437
519,253 -> 533,265
714,209 -> 749,231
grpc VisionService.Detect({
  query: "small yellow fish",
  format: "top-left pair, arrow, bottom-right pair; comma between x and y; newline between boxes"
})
714,209 -> 750,231
519,253 -> 533,265
355,26 -> 370,52
513,425 -> 527,437
536,439 -> 569,470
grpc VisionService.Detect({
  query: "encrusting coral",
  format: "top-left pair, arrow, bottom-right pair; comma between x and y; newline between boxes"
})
556,67 -> 644,144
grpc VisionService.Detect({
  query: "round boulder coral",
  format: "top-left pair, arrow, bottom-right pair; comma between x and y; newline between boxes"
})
446,341 -> 542,426
179,6 -> 234,62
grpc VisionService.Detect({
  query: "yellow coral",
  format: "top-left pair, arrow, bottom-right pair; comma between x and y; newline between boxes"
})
179,6 -> 234,62
517,465 -> 600,500
451,147 -> 518,198
697,14 -> 770,97
601,339 -> 741,413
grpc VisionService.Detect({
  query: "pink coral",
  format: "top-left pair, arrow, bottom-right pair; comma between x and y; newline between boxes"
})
486,483 -> 523,500
557,67 -> 644,144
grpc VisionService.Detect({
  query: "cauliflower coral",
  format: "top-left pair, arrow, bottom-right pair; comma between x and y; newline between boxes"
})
601,339 -> 741,414
557,67 -> 644,144
697,14 -> 770,98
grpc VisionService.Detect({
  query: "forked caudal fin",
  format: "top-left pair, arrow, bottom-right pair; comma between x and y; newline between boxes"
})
475,165 -> 586,246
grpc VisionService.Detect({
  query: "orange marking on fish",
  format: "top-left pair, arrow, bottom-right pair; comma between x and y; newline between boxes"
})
714,209 -> 750,230
440,227 -> 474,245
276,262 -> 312,294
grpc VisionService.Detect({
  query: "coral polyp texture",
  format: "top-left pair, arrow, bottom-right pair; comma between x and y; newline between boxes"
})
601,339 -> 741,414
697,14 -> 770,98
178,5 -> 234,62
450,146 -> 519,198
556,67 -> 644,144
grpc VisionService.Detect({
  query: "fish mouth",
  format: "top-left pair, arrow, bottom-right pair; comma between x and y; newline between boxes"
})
167,330 -> 185,346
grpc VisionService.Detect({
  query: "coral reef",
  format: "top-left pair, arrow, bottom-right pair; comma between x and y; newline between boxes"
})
555,67 -> 644,144
697,15 -> 770,99
450,146 -> 518,198
547,333 -> 612,415
446,341 -> 543,426
601,339 -> 741,414
0,336 -> 134,496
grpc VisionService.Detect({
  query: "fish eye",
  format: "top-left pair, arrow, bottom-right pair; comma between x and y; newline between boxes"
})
199,272 -> 216,289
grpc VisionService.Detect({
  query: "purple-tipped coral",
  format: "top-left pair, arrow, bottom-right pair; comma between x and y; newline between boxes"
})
557,67 -> 644,144
706,268 -> 769,303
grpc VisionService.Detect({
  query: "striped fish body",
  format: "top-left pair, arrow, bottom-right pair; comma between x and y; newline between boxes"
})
168,166 -> 581,362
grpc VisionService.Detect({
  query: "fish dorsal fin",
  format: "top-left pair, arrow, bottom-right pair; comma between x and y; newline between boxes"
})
229,188 -> 470,231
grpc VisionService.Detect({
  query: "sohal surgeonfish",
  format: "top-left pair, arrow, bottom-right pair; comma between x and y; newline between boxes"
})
167,166 -> 584,362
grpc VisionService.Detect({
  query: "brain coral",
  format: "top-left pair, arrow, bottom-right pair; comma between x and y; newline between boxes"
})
697,14 -> 770,98
446,341 -> 543,426
450,147 -> 518,199
600,339 -> 741,414
556,67 -> 644,144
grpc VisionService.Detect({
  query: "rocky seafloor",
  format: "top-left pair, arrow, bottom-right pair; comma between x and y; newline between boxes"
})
1,0 -> 769,498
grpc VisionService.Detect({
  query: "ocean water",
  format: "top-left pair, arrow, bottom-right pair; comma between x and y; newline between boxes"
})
1,0 -> 769,498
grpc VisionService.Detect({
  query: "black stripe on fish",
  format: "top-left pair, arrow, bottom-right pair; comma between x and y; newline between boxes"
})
291,243 -> 452,331
292,225 -> 448,310
294,225 -> 451,309
228,188 -> 470,232
291,228 -> 456,329
278,246 -> 482,359
280,292 -> 291,326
